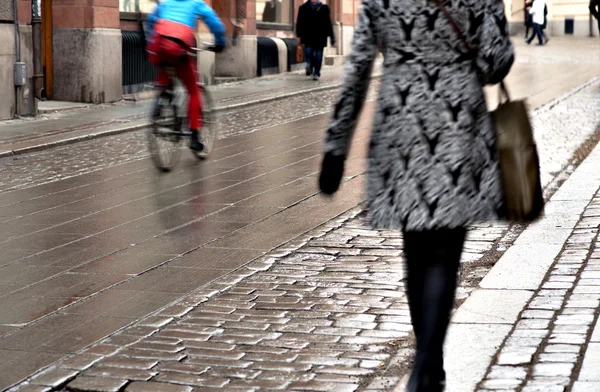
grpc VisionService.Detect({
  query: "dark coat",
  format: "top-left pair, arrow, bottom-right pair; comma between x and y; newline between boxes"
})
591,0 -> 600,19
296,1 -> 335,49
324,0 -> 514,230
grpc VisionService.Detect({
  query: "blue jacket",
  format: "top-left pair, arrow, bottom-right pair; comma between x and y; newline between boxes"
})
146,0 -> 226,47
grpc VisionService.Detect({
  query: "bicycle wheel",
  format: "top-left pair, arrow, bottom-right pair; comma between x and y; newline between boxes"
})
148,93 -> 183,171
195,85 -> 218,160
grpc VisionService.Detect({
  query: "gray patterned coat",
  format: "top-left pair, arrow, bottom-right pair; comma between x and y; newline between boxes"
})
324,0 -> 514,231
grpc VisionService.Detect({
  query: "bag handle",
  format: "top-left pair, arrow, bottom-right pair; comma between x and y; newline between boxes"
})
431,0 -> 510,102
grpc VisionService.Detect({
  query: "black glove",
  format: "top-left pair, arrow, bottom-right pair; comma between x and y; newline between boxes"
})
331,40 -> 336,47
210,44 -> 225,53
319,152 -> 345,195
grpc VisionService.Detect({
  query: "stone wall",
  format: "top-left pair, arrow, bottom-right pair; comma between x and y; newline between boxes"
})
53,28 -> 122,103
0,24 -> 15,119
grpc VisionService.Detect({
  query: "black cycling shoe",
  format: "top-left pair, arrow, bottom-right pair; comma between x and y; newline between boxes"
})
189,130 -> 205,152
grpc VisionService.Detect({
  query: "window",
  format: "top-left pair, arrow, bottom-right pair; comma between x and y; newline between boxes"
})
120,0 -> 156,13
256,0 -> 294,28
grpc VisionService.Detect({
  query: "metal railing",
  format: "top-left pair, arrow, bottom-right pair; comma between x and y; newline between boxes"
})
122,30 -> 158,93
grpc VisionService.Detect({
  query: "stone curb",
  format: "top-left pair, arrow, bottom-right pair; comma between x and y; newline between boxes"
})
0,74 -> 382,160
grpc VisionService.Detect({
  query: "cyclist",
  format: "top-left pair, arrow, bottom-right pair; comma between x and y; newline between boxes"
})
146,0 -> 226,152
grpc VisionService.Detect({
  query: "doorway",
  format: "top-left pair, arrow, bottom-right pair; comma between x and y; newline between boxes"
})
41,0 -> 53,99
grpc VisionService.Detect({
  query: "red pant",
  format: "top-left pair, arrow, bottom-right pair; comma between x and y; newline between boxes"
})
148,35 -> 203,130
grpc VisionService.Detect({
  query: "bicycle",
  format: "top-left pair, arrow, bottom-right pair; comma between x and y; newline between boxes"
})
147,45 -> 218,172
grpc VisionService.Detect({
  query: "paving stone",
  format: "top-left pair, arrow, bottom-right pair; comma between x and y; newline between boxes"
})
125,381 -> 193,392
548,333 -> 587,345
128,342 -> 185,353
61,354 -> 104,371
207,368 -> 262,380
251,362 -> 312,372
555,315 -> 595,325
488,366 -> 528,380
529,297 -> 564,310
533,363 -> 575,377
172,319 -> 223,328
544,344 -> 582,353
360,360 -> 386,369
67,376 -> 128,392
314,366 -> 374,376
185,348 -> 245,360
504,336 -> 545,348
497,347 -> 537,366
185,358 -> 253,368
288,381 -> 359,391
539,352 -> 579,363
155,331 -> 211,342
155,363 -> 210,375
572,381 -> 600,391
515,319 -> 551,329
480,379 -> 522,389
157,304 -> 194,318
243,352 -> 298,363
136,317 -> 174,328
152,373 -> 229,388
117,349 -> 186,362
524,377 -> 571,387
228,379 -> 290,389
313,327 -> 361,336
360,330 -> 410,339
31,369 -> 79,387
553,324 -> 590,334
12,385 -> 51,392
521,385 -> 566,392
96,358 -> 158,370
82,367 -> 156,381
512,329 -> 549,338
521,310 -> 556,319
259,371 -> 317,382
341,336 -> 394,345
208,335 -> 262,345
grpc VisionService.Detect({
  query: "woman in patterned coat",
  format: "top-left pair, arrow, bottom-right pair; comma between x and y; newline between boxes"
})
318,0 -> 514,390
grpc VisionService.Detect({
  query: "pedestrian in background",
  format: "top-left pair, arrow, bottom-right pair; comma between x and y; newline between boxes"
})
527,0 -> 546,45
541,3 -> 550,44
318,0 -> 514,390
590,0 -> 600,36
525,1 -> 533,40
296,0 -> 336,81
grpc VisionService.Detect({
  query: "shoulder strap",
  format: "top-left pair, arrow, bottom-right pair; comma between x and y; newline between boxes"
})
431,0 -> 471,51
431,0 -> 510,98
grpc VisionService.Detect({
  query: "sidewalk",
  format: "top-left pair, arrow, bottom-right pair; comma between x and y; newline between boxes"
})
446,139 -> 600,392
0,62 -> 382,158
0,37 -> 598,159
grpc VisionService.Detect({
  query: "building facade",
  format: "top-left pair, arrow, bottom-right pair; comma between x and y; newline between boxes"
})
0,0 -> 596,120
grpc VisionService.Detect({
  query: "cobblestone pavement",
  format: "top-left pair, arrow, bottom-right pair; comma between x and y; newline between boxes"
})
0,85 -> 377,193
13,208 -> 507,392
11,76 -> 600,391
476,190 -> 600,392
